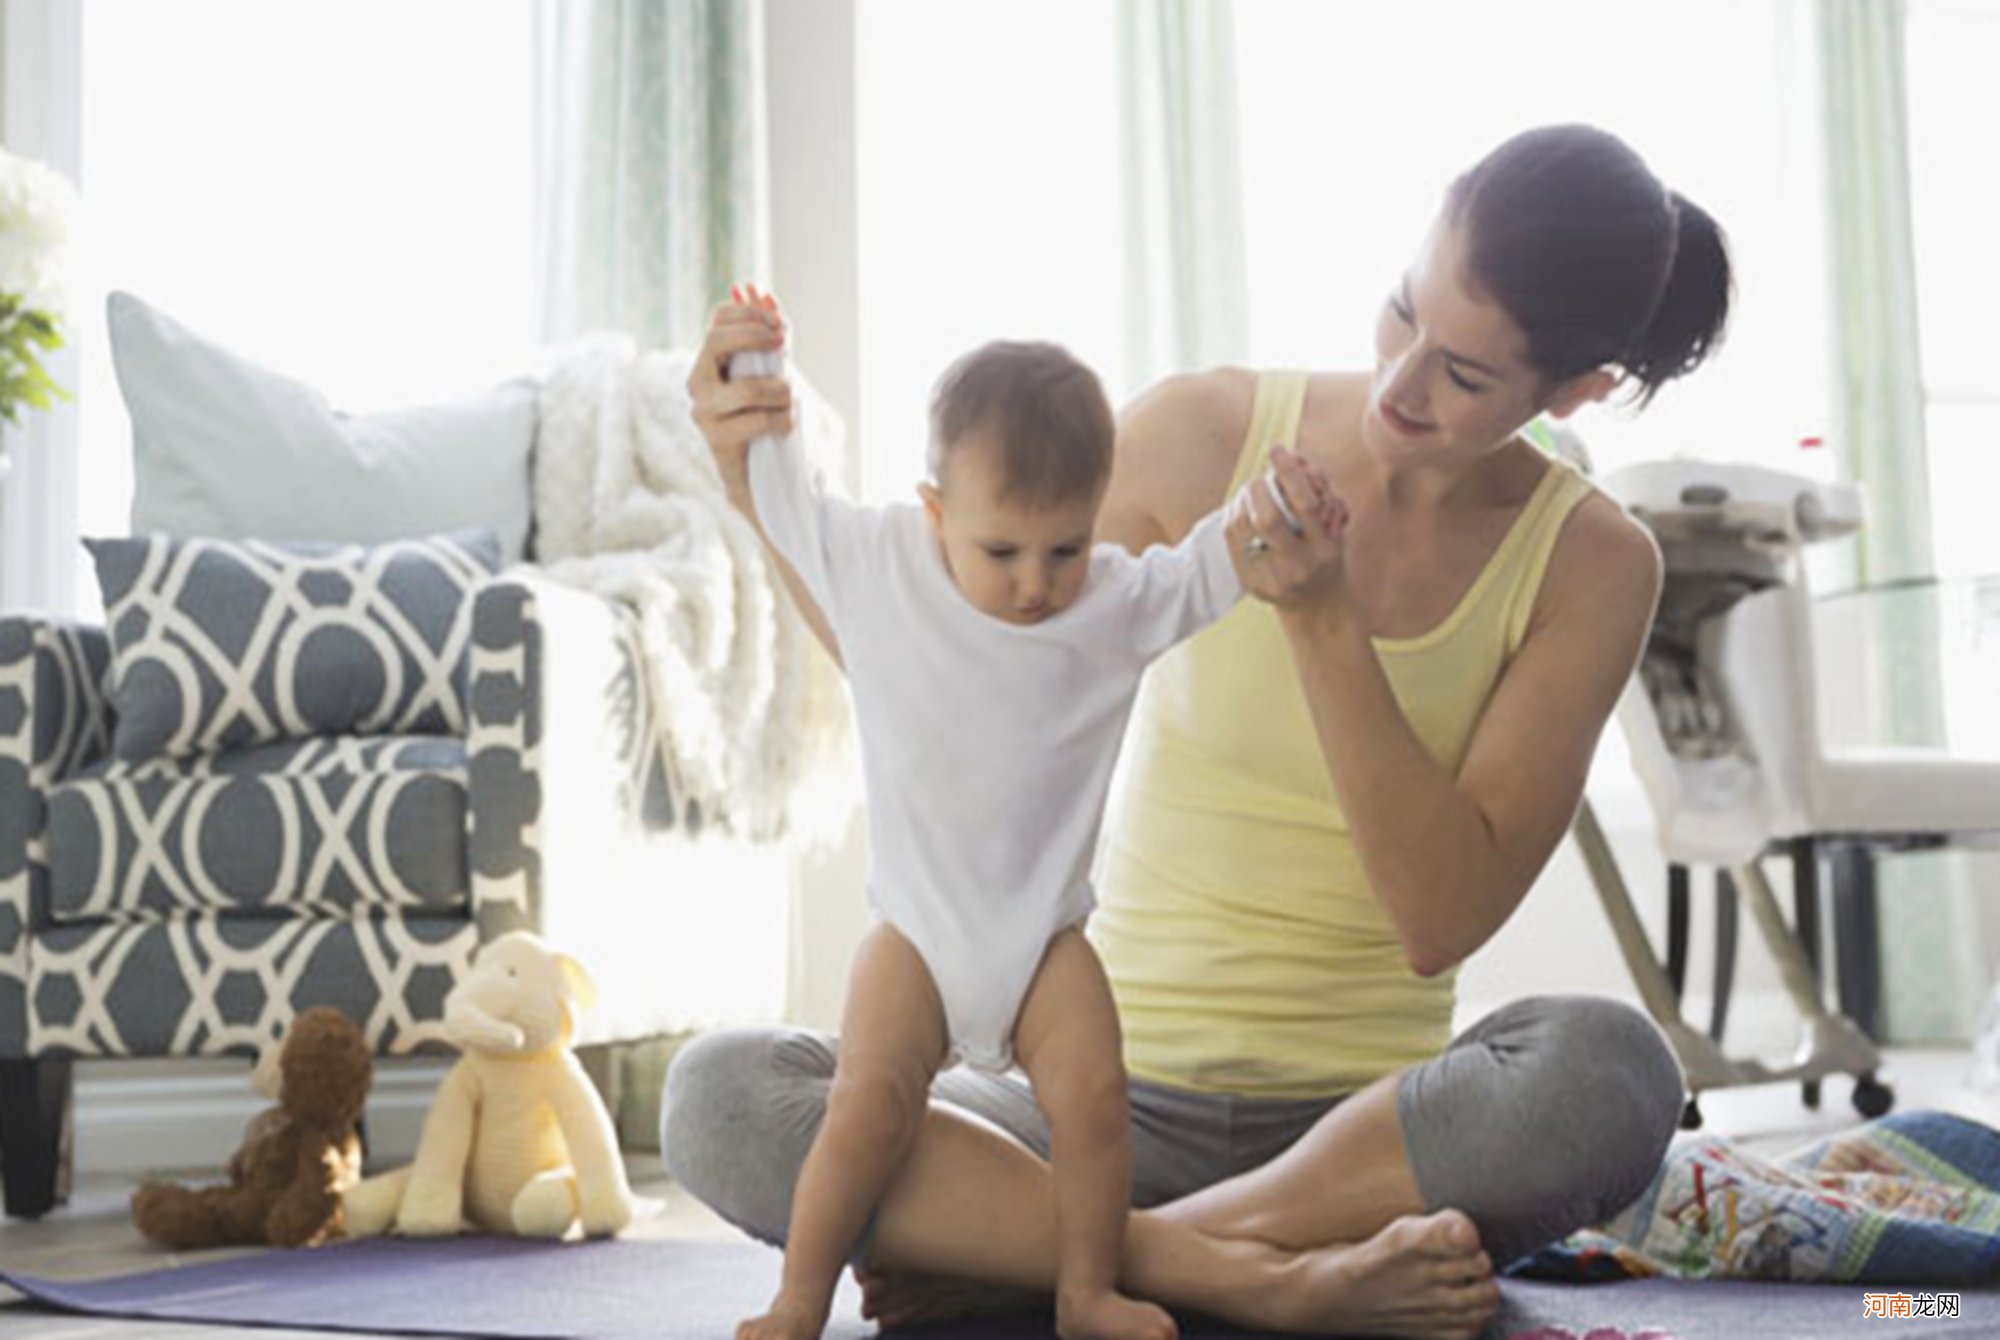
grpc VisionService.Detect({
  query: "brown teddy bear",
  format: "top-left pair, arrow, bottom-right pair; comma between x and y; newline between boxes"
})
131,1006 -> 373,1249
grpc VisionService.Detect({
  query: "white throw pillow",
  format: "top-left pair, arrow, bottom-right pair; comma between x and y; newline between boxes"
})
108,290 -> 536,561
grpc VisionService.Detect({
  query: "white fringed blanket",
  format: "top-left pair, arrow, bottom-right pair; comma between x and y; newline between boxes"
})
532,336 -> 850,839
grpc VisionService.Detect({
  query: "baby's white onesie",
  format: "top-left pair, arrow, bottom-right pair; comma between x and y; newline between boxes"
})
749,429 -> 1241,1071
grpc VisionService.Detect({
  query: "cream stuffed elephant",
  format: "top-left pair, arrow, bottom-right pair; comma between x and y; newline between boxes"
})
343,931 -> 635,1240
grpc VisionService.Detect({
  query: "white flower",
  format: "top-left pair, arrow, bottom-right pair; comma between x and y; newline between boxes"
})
0,146 -> 77,315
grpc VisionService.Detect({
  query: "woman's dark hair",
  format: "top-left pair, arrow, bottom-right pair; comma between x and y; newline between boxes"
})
1446,124 -> 1732,405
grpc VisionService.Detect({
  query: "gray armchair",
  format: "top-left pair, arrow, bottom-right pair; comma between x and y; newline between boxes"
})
0,570 -> 750,1219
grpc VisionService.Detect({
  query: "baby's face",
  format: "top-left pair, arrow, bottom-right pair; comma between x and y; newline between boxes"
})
921,441 -> 1101,626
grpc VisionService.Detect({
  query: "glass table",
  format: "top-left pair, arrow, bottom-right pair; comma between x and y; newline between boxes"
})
1813,572 -> 2000,763
1800,572 -> 2000,1045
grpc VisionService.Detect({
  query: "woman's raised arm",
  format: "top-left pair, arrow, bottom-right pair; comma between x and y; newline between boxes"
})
1263,479 -> 1661,976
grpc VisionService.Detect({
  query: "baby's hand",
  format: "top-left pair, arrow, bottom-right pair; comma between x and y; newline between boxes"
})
1269,447 -> 1346,538
726,282 -> 788,383
691,282 -> 794,511
1228,446 -> 1349,609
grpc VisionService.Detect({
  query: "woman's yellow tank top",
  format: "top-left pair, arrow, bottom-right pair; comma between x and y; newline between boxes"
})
1090,371 -> 1597,1097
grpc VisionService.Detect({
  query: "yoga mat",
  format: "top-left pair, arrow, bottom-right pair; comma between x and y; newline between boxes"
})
4,1236 -> 1997,1338
0,1238 -> 853,1340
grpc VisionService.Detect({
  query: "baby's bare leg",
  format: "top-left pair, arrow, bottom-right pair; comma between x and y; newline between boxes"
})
737,924 -> 947,1340
1013,929 -> 1177,1340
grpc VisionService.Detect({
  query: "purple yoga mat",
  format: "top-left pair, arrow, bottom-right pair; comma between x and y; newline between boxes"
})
0,1237 -> 877,1340
5,1235 -> 1996,1338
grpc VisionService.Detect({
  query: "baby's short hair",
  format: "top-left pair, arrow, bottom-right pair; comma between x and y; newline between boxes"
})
927,341 -> 1114,507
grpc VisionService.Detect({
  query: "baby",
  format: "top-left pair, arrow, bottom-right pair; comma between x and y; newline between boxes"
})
709,285 -> 1332,1340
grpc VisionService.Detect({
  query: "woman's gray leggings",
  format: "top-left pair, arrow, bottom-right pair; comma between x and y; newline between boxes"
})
662,993 -> 1683,1269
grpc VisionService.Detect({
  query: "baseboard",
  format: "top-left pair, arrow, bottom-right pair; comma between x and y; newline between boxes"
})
72,991 -> 1814,1177
74,1057 -> 448,1176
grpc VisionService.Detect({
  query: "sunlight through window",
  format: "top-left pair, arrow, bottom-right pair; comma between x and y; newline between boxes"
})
75,0 -> 536,609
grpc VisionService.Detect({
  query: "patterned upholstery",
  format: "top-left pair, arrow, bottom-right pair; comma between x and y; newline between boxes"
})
0,618 -> 113,1057
3,565 -> 798,1222
0,570 -> 683,1064
29,913 -> 476,1057
46,737 -> 470,923
87,531 -> 500,760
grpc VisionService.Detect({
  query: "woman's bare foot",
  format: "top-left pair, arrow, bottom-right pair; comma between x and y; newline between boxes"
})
852,1267 -> 1042,1329
1270,1209 -> 1501,1339
1057,1287 -> 1179,1340
735,1289 -> 830,1340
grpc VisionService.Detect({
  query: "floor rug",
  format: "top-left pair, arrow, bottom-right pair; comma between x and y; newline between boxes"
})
5,1235 -> 1997,1338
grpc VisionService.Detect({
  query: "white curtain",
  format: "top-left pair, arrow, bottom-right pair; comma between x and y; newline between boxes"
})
1117,0 -> 1248,388
531,0 -> 800,1142
1815,0 -> 1977,1044
534,0 -> 770,349
1818,0 -> 1936,599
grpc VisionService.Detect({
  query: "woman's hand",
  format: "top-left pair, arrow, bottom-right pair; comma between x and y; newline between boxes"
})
686,283 -> 792,501
1226,445 -> 1350,610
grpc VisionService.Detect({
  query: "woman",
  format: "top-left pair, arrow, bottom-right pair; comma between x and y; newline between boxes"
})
671,123 -> 1728,1340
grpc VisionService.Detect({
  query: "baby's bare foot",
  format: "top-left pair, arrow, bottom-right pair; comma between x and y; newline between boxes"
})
735,1290 -> 829,1340
1056,1287 -> 1179,1340
1273,1209 -> 1500,1339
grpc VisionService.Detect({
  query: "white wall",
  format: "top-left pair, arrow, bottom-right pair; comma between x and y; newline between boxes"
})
765,0 -> 872,1031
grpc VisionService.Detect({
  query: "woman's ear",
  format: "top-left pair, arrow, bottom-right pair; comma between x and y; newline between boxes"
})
1544,368 -> 1619,420
917,481 -> 945,534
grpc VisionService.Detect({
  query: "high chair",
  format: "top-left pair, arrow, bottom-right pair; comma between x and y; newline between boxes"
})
1561,447 -> 2000,1128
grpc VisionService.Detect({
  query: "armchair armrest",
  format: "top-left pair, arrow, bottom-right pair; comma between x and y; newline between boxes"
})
0,617 -> 114,1053
465,571 -> 671,942
465,571 -> 790,1045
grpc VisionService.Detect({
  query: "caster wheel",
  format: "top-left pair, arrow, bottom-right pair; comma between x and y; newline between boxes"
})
1679,1097 -> 1704,1131
1853,1076 -> 1894,1119
1802,1079 -> 1822,1110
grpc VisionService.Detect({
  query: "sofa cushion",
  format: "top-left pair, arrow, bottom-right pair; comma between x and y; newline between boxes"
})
46,735 -> 469,924
27,910 -> 478,1056
108,290 -> 538,562
87,530 -> 499,761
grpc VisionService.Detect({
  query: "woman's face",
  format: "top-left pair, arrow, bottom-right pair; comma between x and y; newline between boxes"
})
1365,220 -> 1591,465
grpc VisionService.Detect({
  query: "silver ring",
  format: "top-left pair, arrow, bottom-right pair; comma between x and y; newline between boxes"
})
1242,535 -> 1272,558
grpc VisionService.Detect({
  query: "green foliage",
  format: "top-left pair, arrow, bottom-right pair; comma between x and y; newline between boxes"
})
0,292 -> 69,426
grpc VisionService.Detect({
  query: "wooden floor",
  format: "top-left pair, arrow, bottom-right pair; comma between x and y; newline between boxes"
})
5,1048 -> 2000,1337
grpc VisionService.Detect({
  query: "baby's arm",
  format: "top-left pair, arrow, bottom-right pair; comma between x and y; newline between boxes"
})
709,285 -> 876,661
699,287 -> 784,521
693,290 -> 844,663
719,343 -> 783,518
1124,499 -> 1246,662
1126,457 -> 1342,661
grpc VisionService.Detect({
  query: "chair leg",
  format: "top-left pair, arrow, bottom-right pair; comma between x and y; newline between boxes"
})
1665,863 -> 1691,1004
1791,838 -> 1825,1109
1831,842 -> 1883,1041
0,1056 -> 75,1219
1710,869 -> 1738,1042
1789,838 -> 1823,993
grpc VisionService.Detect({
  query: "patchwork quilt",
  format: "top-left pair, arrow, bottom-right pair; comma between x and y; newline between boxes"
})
1515,1111 -> 2000,1284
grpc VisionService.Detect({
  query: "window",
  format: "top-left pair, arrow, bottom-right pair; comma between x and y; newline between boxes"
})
854,0 -> 1123,500
1906,0 -> 2000,581
74,0 -> 535,610
1234,0 -> 1830,481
